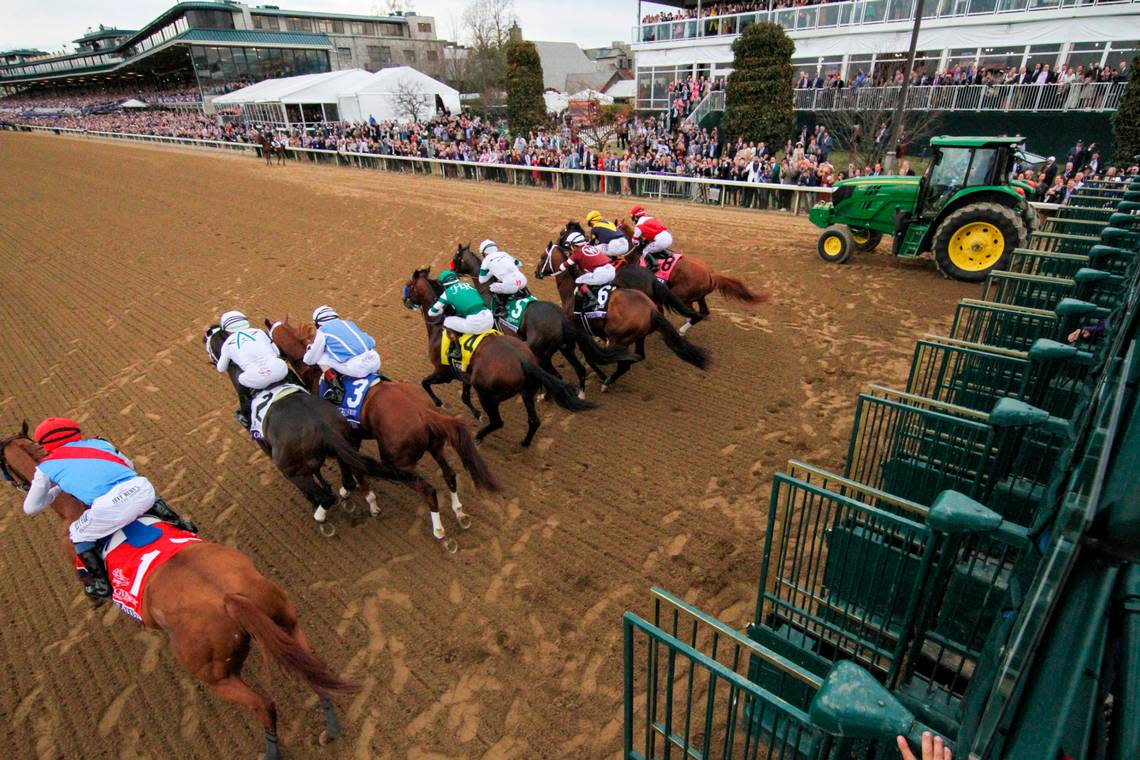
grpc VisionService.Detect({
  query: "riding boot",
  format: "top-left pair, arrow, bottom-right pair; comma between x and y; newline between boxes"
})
235,386 -> 254,429
75,545 -> 111,603
321,370 -> 345,405
446,330 -> 463,364
491,295 -> 506,320
146,496 -> 198,534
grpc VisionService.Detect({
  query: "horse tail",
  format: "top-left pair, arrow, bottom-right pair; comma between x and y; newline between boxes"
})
652,277 -> 704,322
320,423 -> 416,483
420,410 -> 501,492
649,310 -> 712,370
520,360 -> 597,412
560,314 -> 636,366
712,274 -> 769,304
223,593 -> 358,699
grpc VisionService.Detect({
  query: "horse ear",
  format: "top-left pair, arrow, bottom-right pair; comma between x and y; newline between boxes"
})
21,420 -> 29,437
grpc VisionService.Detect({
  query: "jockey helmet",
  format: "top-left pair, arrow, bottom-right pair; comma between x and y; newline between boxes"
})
34,417 -> 82,451
585,210 -> 603,226
438,270 -> 459,286
313,305 -> 339,326
479,240 -> 498,256
630,204 -> 647,219
220,311 -> 250,332
565,231 -> 587,247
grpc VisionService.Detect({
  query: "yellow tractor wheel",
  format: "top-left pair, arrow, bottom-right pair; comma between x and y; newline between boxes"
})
848,227 -> 883,253
932,202 -> 1026,282
817,226 -> 854,264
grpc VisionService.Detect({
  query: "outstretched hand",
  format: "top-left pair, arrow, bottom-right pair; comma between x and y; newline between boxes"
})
897,732 -> 952,760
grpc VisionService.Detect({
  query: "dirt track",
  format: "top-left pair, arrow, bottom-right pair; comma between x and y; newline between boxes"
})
0,132 -> 970,759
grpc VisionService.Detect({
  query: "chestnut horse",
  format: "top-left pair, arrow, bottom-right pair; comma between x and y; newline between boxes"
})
611,219 -> 769,332
449,243 -> 636,395
257,131 -> 287,166
1,425 -> 356,760
403,267 -> 596,446
265,317 -> 501,551
535,243 -> 711,389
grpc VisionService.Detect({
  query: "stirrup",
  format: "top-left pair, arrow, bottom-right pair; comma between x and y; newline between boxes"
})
148,497 -> 198,534
76,549 -> 111,601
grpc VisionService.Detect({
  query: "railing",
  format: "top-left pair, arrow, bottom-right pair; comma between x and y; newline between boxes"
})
793,82 -> 1126,112
633,0 -> 1139,43
685,90 -> 725,126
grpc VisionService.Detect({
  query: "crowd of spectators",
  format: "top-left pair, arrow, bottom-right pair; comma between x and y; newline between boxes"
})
640,0 -> 833,25
798,59 -> 1129,90
0,84 -> 203,113
665,74 -> 727,124
1016,140 -> 1140,205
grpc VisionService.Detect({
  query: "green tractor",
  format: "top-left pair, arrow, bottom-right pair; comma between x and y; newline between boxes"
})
809,136 -> 1037,282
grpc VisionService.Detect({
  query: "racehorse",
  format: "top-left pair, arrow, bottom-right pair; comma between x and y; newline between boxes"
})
257,131 -> 287,166
403,267 -> 596,446
536,242 -> 711,389
604,219 -> 769,331
266,317 -> 501,551
205,325 -> 413,535
449,243 -> 636,396
1,424 -> 357,760
559,222 -> 705,330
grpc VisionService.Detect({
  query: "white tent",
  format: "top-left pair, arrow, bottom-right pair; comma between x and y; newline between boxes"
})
119,98 -> 149,109
568,88 -> 613,105
603,79 -> 636,103
337,67 -> 460,124
213,69 -> 373,125
543,90 -> 570,114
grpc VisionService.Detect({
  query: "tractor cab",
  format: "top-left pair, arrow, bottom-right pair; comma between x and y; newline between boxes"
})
917,138 -> 1021,220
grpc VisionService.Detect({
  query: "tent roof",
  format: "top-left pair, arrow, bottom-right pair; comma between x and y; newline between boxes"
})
604,79 -> 636,99
532,41 -> 604,92
119,98 -> 149,108
213,69 -> 371,105
352,66 -> 458,97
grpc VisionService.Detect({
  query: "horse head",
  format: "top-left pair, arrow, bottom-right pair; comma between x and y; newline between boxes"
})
451,243 -> 479,278
403,267 -> 436,309
203,324 -> 224,364
265,316 -> 307,362
535,242 -> 567,281
1,423 -> 38,494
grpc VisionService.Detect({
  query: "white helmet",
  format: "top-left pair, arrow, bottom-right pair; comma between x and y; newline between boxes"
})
479,239 -> 499,256
565,231 -> 587,247
220,310 -> 249,332
313,305 -> 339,326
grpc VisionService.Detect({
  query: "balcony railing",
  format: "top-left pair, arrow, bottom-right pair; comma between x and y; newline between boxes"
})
633,0 -> 1138,43
793,81 -> 1127,111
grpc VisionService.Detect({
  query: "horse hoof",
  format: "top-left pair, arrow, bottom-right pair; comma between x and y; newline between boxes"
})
456,512 -> 472,530
600,383 -> 609,393
679,321 -> 693,336
340,498 -> 359,517
318,730 -> 335,746
537,392 -> 547,402
442,537 -> 459,554
577,389 -> 587,401
338,486 -> 349,499
317,522 -> 336,538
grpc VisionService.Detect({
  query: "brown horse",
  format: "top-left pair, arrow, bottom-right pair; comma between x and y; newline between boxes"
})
257,131 -> 287,166
403,267 -> 596,446
1,425 -> 356,760
613,219 -> 769,332
265,317 -> 501,551
535,243 -> 711,389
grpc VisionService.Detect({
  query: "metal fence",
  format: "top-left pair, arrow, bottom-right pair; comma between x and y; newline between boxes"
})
794,82 -> 1126,112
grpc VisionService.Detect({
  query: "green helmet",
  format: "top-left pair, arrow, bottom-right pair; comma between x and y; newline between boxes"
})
438,270 -> 459,286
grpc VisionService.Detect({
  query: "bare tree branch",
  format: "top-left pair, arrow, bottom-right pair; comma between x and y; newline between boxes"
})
393,79 -> 430,122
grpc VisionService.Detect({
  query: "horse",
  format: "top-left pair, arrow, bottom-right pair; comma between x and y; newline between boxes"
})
609,219 -> 769,331
205,325 -> 413,536
535,243 -> 711,389
1,425 -> 357,760
449,243 -> 636,397
265,317 -> 501,551
559,222 -> 705,329
257,131 -> 287,166
402,267 -> 596,447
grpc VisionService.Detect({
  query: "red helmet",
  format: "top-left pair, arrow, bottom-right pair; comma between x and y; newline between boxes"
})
34,417 -> 82,451
630,204 -> 647,219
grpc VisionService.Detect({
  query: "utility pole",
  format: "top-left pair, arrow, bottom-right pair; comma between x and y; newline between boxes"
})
886,0 -> 925,172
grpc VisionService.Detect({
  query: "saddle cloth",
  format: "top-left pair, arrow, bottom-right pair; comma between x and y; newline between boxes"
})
441,330 -> 500,374
573,284 -> 614,321
499,294 -> 537,333
320,374 -> 380,427
250,383 -> 307,440
641,251 -> 683,283
75,516 -> 201,622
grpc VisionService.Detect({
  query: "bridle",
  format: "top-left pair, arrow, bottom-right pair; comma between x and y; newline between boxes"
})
0,432 -> 32,493
537,243 -> 559,280
204,325 -> 223,364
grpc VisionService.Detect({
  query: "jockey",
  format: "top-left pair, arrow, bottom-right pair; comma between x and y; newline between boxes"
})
585,210 -> 629,259
629,205 -> 674,269
558,230 -> 616,300
476,240 -> 529,317
215,310 -> 289,429
302,305 -> 381,404
23,418 -> 195,603
428,270 -> 494,362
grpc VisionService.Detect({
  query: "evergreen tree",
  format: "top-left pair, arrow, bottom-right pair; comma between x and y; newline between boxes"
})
505,40 -> 546,136
721,22 -> 795,150
1112,57 -> 1140,163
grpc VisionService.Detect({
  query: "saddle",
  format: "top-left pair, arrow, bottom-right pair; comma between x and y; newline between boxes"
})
574,284 -> 614,319
441,329 -> 500,375
641,250 -> 683,282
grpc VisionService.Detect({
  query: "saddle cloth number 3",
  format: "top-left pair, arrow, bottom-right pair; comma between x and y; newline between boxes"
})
344,380 -> 368,410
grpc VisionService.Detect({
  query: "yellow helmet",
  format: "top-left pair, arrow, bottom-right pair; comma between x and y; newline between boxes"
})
585,210 -> 603,226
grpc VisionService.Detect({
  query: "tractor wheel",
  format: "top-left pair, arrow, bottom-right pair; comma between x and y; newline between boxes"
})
848,227 -> 883,253
817,225 -> 854,264
932,203 -> 1026,282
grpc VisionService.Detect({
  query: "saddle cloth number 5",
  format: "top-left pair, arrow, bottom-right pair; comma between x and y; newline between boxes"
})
507,298 -> 527,322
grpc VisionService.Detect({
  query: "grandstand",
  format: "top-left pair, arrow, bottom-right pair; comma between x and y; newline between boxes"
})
0,1 -> 447,106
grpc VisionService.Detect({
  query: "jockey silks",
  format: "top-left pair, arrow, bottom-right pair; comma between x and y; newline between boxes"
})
37,439 -> 137,505
317,319 -> 376,363
590,222 -> 625,244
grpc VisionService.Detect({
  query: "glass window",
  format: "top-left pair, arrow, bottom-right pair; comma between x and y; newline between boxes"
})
427,50 -> 439,62
1105,41 -> 1139,70
925,147 -> 974,213
332,20 -> 345,34
418,23 -> 432,33
966,148 -> 998,186
337,46 -> 353,66
403,49 -> 416,63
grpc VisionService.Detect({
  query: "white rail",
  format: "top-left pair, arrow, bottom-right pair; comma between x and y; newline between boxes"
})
794,81 -> 1126,112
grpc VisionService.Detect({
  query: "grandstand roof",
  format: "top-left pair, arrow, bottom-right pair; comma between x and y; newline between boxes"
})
73,28 -> 136,43
248,6 -> 411,22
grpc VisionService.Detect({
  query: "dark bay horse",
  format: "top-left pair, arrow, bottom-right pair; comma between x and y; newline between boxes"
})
612,219 -> 769,331
257,131 -> 287,166
536,243 -> 711,389
266,318 -> 501,551
449,243 -> 635,397
403,267 -> 596,446
1,426 -> 356,760
205,326 -> 412,535
559,222 -> 704,329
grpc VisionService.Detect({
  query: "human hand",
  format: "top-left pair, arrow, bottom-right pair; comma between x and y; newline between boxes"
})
1068,328 -> 1082,344
897,732 -> 952,760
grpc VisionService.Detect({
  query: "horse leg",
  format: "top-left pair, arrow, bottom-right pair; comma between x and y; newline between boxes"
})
473,390 -> 504,442
636,337 -> 647,360
420,367 -> 452,407
602,360 -> 635,390
287,474 -> 336,525
460,382 -> 482,420
558,345 -> 589,399
335,457 -> 378,516
427,443 -> 469,528
208,676 -> 280,759
520,388 -> 541,448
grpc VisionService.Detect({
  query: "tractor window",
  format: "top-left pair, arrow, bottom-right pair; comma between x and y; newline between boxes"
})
966,149 -> 998,187
924,147 -> 973,214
